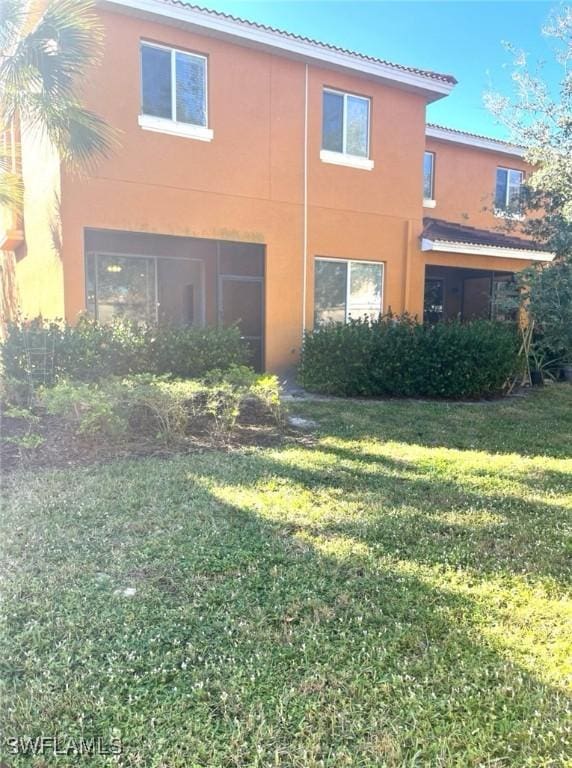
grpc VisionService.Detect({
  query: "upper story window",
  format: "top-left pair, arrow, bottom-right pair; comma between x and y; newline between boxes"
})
139,42 -> 213,142
320,88 -> 374,171
423,151 -> 435,204
495,167 -> 524,215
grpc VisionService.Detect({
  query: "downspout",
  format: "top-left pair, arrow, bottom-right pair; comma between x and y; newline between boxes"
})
403,219 -> 412,313
301,62 -> 308,336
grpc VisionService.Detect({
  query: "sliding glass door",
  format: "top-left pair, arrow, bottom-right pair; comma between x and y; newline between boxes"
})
86,252 -> 204,326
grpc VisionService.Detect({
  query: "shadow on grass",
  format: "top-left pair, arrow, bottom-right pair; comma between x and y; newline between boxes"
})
291,385 -> 572,460
188,446 -> 571,584
1,455 -> 569,767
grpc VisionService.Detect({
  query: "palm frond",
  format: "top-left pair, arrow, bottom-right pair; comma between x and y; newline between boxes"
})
51,103 -> 120,169
1,0 -> 103,123
0,0 -> 118,172
0,140 -> 23,209
0,0 -> 25,51
0,171 -> 24,210
23,96 -> 120,168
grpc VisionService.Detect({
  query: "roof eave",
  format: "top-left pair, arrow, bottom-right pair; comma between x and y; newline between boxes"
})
99,0 -> 456,102
426,126 -> 525,157
421,237 -> 554,262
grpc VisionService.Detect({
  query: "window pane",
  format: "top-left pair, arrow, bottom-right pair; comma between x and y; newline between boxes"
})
423,152 -> 434,199
157,259 -> 204,326
176,52 -> 206,126
348,261 -> 382,320
322,91 -> 343,152
495,168 -> 508,209
95,255 -> 156,323
314,260 -> 347,325
507,170 -> 523,209
141,45 -> 172,119
346,95 -> 369,157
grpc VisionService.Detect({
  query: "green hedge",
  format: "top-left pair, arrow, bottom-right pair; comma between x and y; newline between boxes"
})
298,316 -> 520,399
1,317 -> 249,384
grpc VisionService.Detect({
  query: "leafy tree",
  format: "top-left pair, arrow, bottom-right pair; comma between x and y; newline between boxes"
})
485,5 -> 572,260
486,6 -> 572,367
0,0 -> 117,208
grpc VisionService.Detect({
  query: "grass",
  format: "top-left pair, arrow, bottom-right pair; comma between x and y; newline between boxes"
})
1,385 -> 571,767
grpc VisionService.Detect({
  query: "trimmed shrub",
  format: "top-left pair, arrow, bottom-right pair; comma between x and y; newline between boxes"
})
299,316 -> 520,399
1,316 -> 248,384
145,325 -> 249,379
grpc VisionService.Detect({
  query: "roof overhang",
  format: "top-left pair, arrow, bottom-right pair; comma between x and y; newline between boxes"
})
421,237 -> 554,262
426,125 -> 525,157
99,0 -> 456,102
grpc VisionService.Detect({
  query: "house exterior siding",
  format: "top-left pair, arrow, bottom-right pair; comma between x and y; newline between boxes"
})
424,136 -> 530,230
1,1 -> 549,370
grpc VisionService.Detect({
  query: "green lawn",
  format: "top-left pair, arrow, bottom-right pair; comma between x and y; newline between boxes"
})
1,386 -> 571,767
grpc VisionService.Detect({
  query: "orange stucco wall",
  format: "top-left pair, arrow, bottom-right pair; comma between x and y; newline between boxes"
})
10,5 -> 537,372
424,137 -> 530,230
58,7 -> 434,372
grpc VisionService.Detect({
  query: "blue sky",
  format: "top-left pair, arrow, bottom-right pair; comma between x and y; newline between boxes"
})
192,0 -> 563,139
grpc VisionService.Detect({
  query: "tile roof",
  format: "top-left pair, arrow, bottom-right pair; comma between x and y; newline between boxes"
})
148,0 -> 458,85
426,123 -> 524,149
422,217 -> 546,252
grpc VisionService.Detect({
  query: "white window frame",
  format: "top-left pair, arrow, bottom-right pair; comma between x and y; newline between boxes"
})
494,166 -> 525,219
139,41 -> 213,142
320,88 -> 374,170
314,256 -> 384,323
423,151 -> 436,207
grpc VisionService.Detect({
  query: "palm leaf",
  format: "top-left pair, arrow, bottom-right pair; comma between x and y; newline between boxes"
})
0,0 -> 25,51
0,140 -> 23,209
1,0 -> 103,122
0,0 -> 118,184
0,171 -> 23,209
20,94 -> 120,169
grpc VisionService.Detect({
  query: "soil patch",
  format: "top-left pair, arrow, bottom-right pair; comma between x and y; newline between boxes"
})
0,403 -> 303,475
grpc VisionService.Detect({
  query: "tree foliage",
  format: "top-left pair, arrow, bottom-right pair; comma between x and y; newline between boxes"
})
486,6 -> 572,365
485,6 -> 572,259
0,0 -> 118,207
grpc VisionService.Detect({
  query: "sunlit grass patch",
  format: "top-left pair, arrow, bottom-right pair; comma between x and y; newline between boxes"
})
1,386 -> 571,767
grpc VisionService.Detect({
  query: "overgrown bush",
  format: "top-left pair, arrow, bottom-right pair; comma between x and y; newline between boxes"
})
37,369 -> 282,443
526,261 -> 572,366
41,380 -> 128,438
1,317 -> 248,385
299,316 -> 520,399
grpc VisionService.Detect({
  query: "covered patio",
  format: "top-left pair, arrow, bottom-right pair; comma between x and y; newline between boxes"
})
421,217 -> 554,324
423,265 -> 516,323
84,229 -> 265,370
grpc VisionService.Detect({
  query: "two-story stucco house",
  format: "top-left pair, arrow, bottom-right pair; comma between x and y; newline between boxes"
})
0,0 -> 554,372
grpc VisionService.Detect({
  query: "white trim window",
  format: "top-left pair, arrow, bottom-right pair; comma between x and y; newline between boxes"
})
495,167 -> 524,216
320,88 -> 373,170
314,257 -> 383,325
423,150 -> 435,205
139,41 -> 213,141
